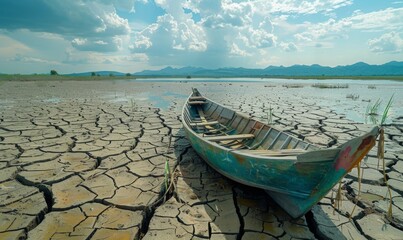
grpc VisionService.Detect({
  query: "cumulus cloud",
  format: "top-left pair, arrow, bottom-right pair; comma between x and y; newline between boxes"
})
348,7 -> 403,31
130,11 -> 207,55
0,1 -> 130,37
230,43 -> 251,57
0,0 -> 132,52
1,0 -> 401,72
291,7 -> 402,48
252,0 -> 353,15
294,18 -> 350,43
279,42 -> 298,52
131,0 -> 280,67
368,32 -> 403,53
202,1 -> 253,28
131,35 -> 153,50
71,37 -> 123,52
249,29 -> 277,48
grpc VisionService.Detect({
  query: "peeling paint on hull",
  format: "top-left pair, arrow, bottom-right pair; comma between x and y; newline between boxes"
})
182,90 -> 379,218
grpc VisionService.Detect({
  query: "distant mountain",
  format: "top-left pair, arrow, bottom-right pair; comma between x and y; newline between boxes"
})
137,66 -> 206,76
134,61 -> 403,77
134,67 -> 207,76
65,71 -> 125,76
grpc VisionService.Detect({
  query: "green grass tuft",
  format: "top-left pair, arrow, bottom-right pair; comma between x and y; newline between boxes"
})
380,95 -> 394,125
365,95 -> 394,125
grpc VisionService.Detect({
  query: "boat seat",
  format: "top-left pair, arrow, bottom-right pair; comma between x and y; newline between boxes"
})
189,101 -> 208,105
190,96 -> 206,101
204,134 -> 255,142
190,121 -> 219,127
237,149 -> 306,156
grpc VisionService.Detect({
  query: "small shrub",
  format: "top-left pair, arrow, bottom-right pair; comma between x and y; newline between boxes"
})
282,84 -> 303,88
346,94 -> 359,100
312,83 -> 349,89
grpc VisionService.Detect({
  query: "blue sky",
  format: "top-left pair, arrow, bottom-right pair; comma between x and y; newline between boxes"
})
0,0 -> 402,74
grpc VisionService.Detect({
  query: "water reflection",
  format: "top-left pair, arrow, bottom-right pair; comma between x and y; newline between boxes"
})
109,78 -> 403,123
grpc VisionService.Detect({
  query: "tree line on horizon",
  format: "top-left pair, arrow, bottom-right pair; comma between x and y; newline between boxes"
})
49,70 -> 132,77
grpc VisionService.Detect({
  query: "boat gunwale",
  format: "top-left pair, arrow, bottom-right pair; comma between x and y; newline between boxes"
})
181,89 -> 380,218
181,92 -> 332,162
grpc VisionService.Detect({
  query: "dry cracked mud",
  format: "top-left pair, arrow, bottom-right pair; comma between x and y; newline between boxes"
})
1,80 -> 403,239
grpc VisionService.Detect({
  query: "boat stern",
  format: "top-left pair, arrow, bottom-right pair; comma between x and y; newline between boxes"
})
268,126 -> 380,219
333,126 -> 379,173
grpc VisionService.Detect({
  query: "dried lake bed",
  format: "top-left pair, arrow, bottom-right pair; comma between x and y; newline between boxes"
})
0,79 -> 403,239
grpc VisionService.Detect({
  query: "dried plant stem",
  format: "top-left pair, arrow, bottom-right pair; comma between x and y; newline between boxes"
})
379,128 -> 393,220
349,162 -> 362,220
334,181 -> 343,212
150,134 -> 179,206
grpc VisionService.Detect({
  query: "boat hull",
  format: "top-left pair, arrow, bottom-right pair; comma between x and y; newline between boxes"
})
182,91 -> 379,218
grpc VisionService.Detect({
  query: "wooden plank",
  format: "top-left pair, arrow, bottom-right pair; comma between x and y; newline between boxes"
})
238,149 -> 306,156
205,134 -> 255,142
189,121 -> 219,127
267,132 -> 282,149
250,128 -> 272,150
190,96 -> 206,101
189,101 -> 207,105
198,127 -> 227,134
236,112 -> 251,119
280,136 -> 291,149
197,106 -> 207,123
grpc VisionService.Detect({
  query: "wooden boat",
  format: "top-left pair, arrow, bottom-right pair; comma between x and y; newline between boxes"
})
181,88 -> 379,218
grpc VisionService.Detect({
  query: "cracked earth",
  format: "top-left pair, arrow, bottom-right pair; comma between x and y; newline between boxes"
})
1,80 -> 403,239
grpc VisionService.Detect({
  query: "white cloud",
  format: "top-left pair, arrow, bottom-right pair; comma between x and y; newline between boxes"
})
72,38 -> 88,46
249,29 -> 277,48
348,7 -> 403,31
280,42 -> 298,52
94,11 -> 130,35
293,18 -> 350,43
291,8 -> 402,48
9,54 -> 60,65
230,43 -> 251,57
131,0 -> 279,67
71,36 -> 123,52
131,35 -> 152,50
131,13 -> 207,54
200,1 -> 253,29
1,0 -> 401,73
0,0 -> 132,52
0,1 -> 131,37
368,32 -> 403,53
64,49 -> 147,65
252,0 -> 353,15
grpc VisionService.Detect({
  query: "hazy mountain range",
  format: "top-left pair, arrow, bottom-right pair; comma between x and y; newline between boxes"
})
67,61 -> 403,77
65,71 -> 126,77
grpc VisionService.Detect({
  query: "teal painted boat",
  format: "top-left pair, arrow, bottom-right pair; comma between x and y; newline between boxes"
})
182,88 -> 379,218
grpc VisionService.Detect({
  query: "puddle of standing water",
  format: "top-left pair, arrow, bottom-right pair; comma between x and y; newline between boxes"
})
106,91 -> 188,110
103,78 -> 403,122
